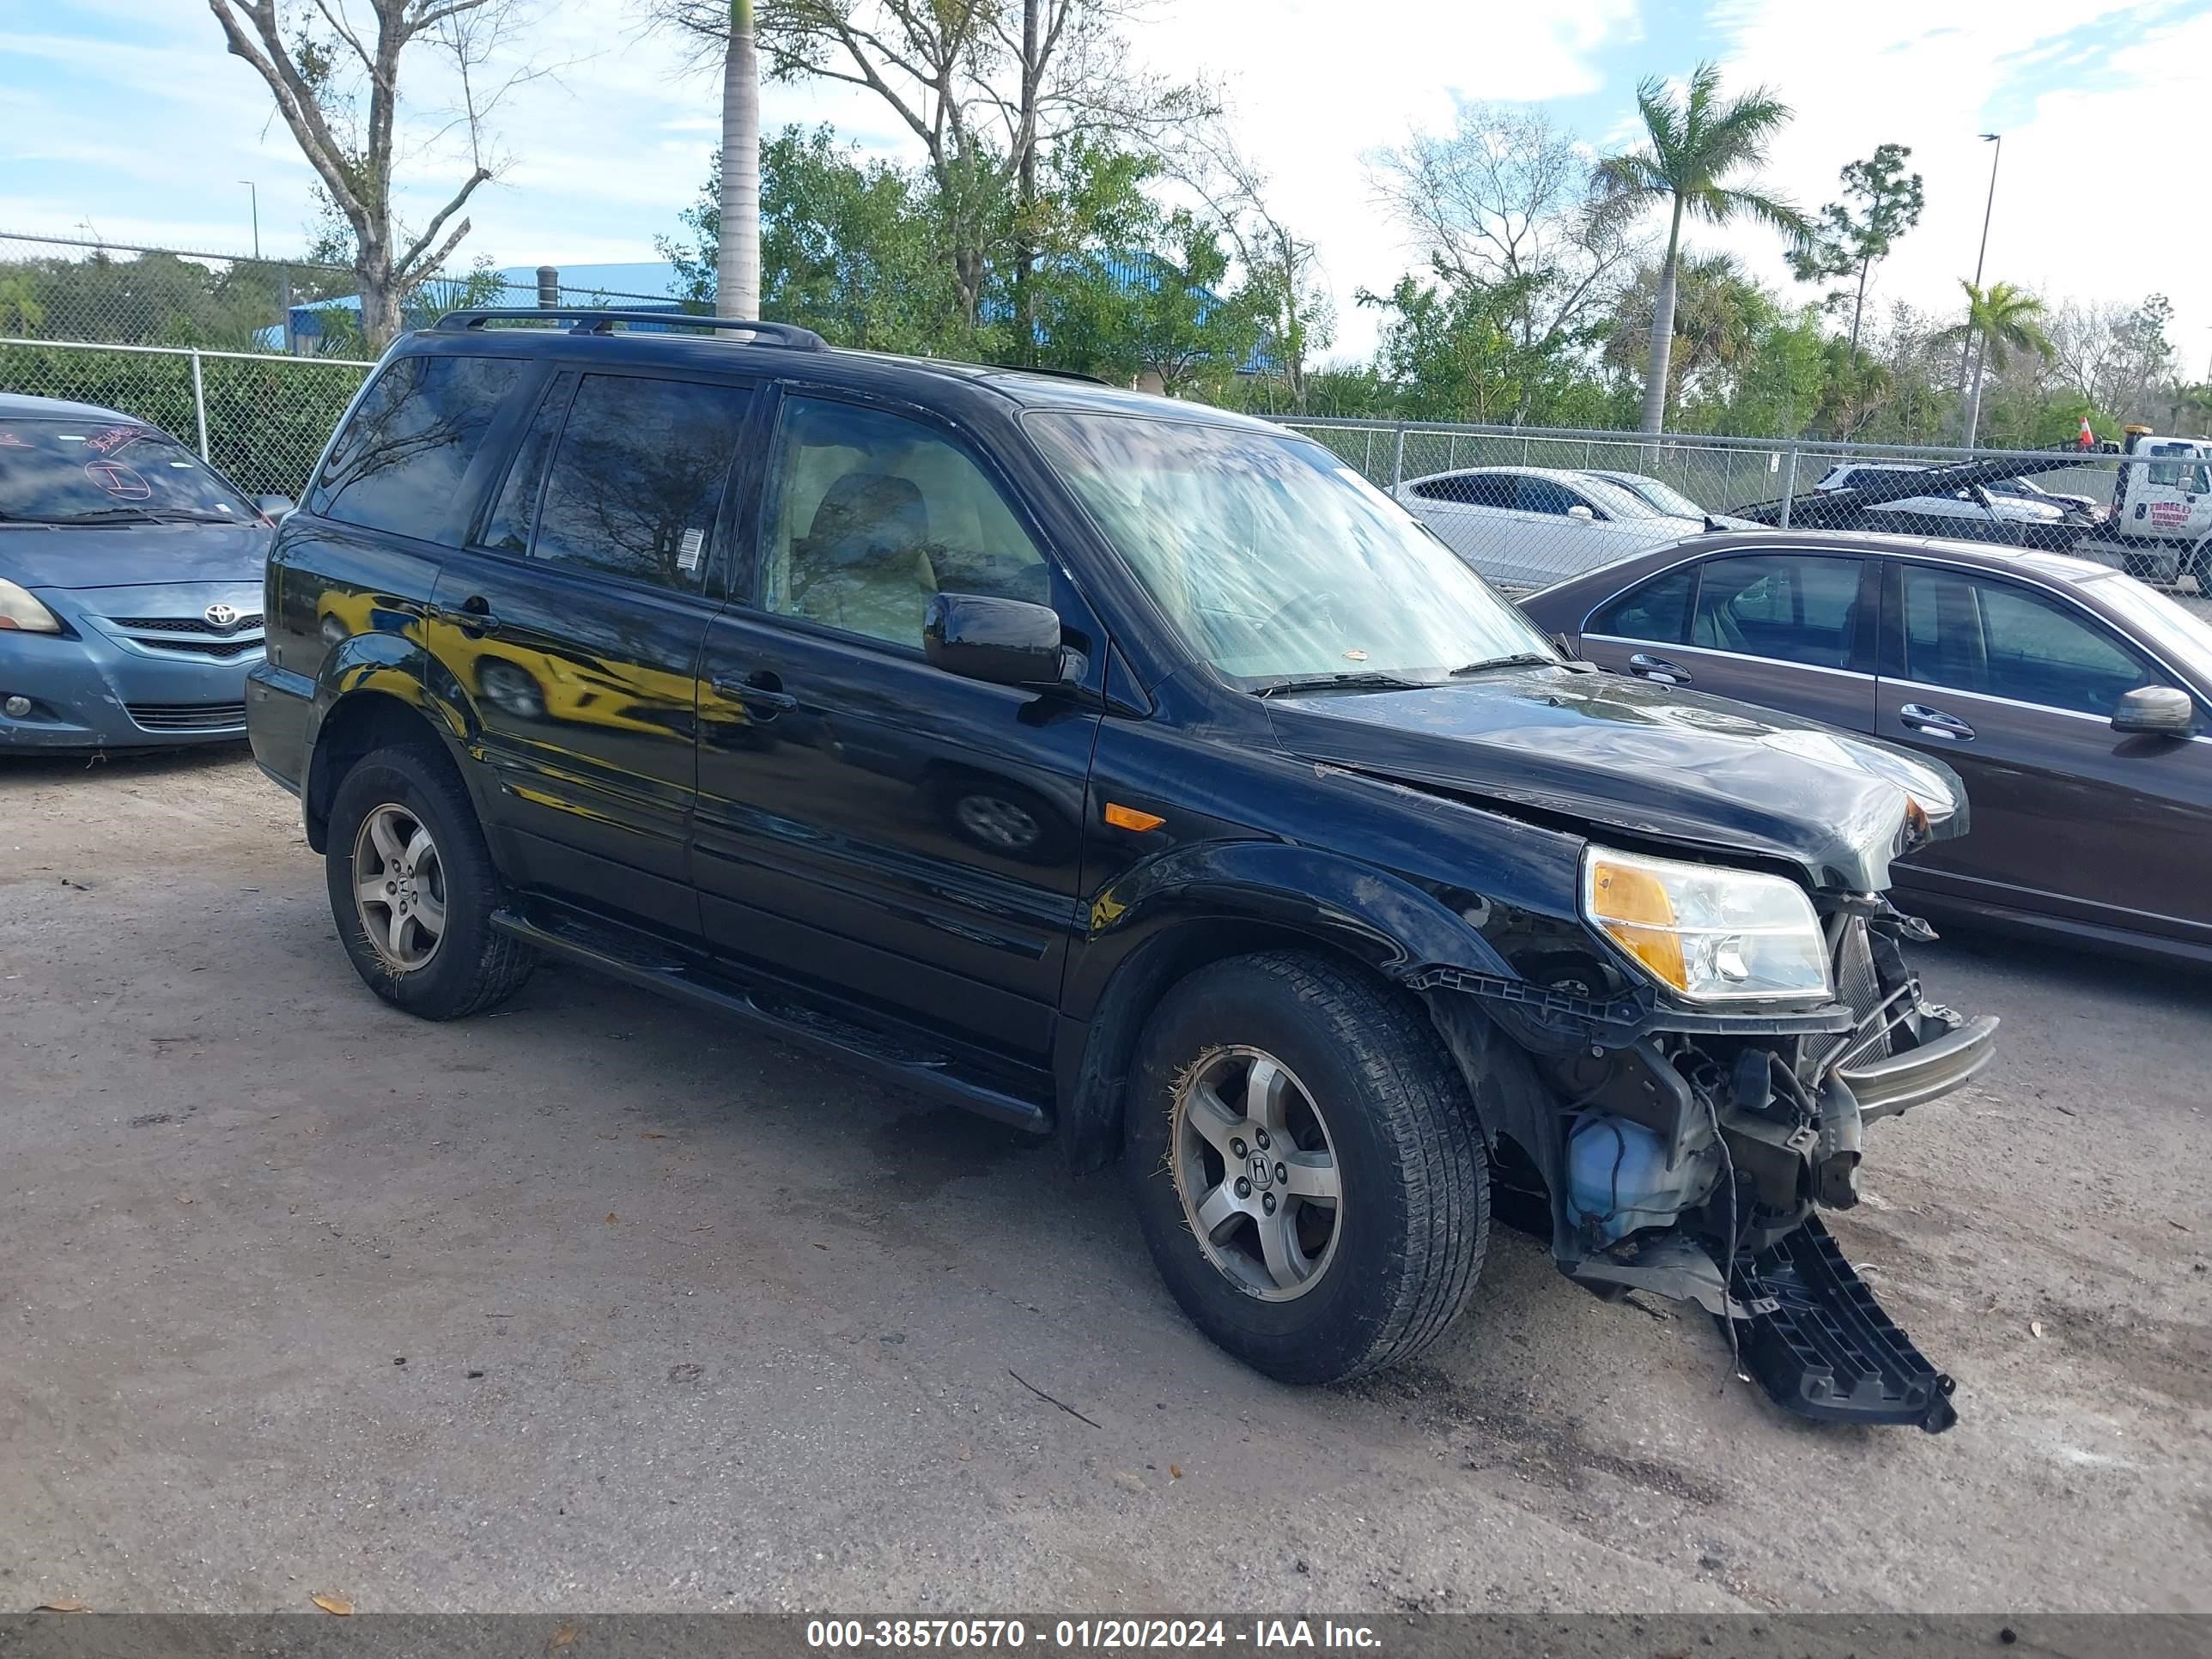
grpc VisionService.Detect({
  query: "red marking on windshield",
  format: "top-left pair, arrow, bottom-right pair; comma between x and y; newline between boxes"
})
0,432 -> 27,447
83,459 -> 152,500
83,426 -> 148,456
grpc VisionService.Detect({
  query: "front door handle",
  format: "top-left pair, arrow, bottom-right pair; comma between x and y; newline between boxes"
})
448,595 -> 501,635
712,673 -> 798,715
1628,652 -> 1690,684
1899,702 -> 1975,741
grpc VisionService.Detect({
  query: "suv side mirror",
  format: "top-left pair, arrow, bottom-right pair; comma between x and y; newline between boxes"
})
924,592 -> 1068,689
1565,504 -> 1596,522
2112,684 -> 2194,737
256,494 -> 295,520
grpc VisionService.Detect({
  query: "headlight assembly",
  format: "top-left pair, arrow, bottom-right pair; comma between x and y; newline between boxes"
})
0,579 -> 62,634
1582,845 -> 1831,1004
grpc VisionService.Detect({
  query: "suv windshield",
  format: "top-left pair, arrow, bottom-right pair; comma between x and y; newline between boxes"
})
0,418 -> 252,526
1028,410 -> 1557,685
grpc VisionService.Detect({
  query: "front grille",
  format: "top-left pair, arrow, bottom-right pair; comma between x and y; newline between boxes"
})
126,701 -> 247,732
110,613 -> 264,633
126,635 -> 263,659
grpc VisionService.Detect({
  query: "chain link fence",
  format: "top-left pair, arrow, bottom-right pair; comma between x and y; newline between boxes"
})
1283,416 -> 2212,597
0,229 -> 708,357
0,229 -> 715,497
0,337 -> 371,498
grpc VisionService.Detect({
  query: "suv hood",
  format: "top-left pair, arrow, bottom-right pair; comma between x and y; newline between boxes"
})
0,520 -> 272,590
1265,669 -> 1965,892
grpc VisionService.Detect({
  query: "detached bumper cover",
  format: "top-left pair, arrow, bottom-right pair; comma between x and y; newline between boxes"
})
1731,1217 -> 1960,1433
1838,1014 -> 2000,1119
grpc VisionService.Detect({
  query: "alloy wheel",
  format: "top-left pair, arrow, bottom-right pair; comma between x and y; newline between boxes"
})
351,802 -> 447,972
1170,1046 -> 1343,1301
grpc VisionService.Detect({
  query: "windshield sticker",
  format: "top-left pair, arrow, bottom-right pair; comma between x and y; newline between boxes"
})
83,459 -> 152,500
677,526 -> 706,573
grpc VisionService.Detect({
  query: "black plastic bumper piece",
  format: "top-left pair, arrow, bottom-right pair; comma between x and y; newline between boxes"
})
1729,1217 -> 1960,1433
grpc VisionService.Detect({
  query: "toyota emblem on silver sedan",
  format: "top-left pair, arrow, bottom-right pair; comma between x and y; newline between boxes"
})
204,603 -> 239,630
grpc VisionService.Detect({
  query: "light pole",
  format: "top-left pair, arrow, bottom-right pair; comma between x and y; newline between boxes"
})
1970,133 -> 2001,290
1958,133 -> 2001,447
239,180 -> 260,260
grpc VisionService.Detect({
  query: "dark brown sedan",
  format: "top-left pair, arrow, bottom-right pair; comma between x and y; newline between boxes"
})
1520,530 -> 2212,963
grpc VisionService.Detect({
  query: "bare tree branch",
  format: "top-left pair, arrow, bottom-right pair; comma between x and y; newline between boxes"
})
208,0 -> 530,348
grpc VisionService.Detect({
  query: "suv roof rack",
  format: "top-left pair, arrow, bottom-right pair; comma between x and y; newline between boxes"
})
432,309 -> 829,350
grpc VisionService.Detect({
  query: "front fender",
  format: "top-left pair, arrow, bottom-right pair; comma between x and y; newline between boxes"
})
1063,833 -> 1578,1022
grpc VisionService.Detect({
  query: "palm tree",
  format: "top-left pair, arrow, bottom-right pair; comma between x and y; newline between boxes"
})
717,0 -> 761,320
1595,62 -> 1804,434
1938,280 -> 2053,447
640,0 -> 760,319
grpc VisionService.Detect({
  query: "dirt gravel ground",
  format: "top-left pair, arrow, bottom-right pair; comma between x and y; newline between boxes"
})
1,746 -> 2206,1615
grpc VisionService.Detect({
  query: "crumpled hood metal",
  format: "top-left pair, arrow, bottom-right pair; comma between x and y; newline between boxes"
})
1265,669 -> 1966,892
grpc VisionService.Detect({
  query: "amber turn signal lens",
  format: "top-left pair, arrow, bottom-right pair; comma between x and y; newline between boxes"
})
1585,858 -> 1688,989
1103,802 -> 1164,832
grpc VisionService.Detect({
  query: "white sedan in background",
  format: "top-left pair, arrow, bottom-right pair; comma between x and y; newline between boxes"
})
1393,465 -> 1712,589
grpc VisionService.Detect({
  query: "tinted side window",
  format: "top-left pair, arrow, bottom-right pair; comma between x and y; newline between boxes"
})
1415,473 -> 1514,509
1901,566 -> 2154,716
529,374 -> 753,590
1689,554 -> 1861,669
758,397 -> 1048,650
1590,563 -> 1695,645
311,354 -> 524,542
478,370 -> 577,553
1515,477 -> 1582,517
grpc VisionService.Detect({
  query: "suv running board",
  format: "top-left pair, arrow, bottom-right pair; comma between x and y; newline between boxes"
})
1728,1217 -> 1959,1433
491,907 -> 1054,1136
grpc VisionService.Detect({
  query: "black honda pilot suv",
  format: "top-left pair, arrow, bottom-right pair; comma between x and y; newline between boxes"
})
249,311 -> 1996,1429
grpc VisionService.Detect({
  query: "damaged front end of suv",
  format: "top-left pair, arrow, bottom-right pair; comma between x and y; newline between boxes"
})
1407,760 -> 1994,1433
1251,675 -> 2002,1432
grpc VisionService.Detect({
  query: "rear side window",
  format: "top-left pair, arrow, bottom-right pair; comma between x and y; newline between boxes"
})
527,373 -> 753,589
1690,553 -> 1861,668
478,371 -> 577,554
310,354 -> 524,542
1590,563 -> 1695,645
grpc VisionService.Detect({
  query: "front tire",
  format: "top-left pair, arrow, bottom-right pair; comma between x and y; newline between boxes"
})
1124,951 -> 1489,1384
325,742 -> 535,1019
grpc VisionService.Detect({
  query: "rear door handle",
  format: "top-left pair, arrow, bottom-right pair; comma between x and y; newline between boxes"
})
1627,652 -> 1690,684
1899,702 -> 1975,741
712,674 -> 798,714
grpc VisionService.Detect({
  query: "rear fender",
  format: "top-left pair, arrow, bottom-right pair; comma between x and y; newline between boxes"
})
301,629 -> 476,851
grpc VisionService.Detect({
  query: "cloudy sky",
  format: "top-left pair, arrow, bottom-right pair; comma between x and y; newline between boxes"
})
3,0 -> 2207,370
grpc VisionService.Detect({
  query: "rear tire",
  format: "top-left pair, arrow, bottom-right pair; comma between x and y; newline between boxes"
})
1123,951 -> 1489,1384
325,742 -> 535,1019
